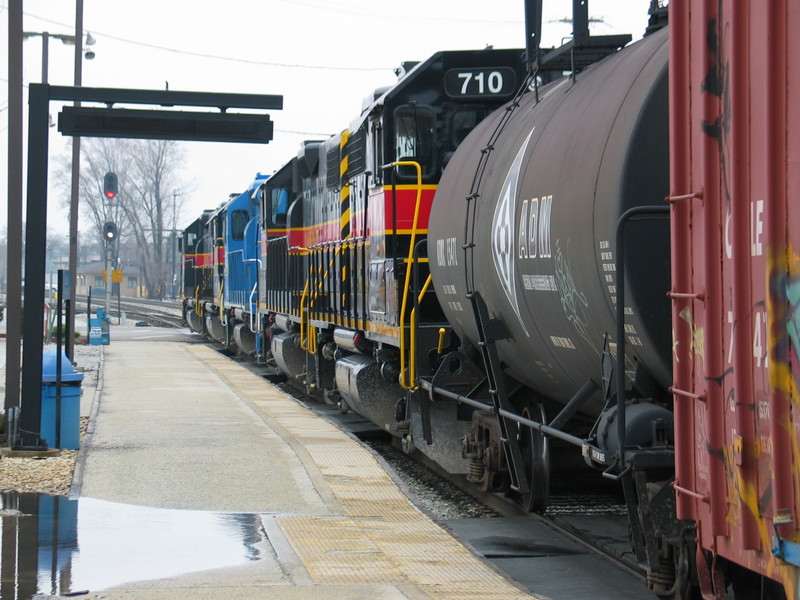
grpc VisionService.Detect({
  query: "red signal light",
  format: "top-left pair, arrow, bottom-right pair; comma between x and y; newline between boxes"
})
103,172 -> 118,200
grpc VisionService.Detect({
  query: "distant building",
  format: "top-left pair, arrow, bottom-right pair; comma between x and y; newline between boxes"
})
75,260 -> 146,298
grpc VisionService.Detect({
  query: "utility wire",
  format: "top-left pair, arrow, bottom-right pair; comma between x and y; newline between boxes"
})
17,10 -> 392,72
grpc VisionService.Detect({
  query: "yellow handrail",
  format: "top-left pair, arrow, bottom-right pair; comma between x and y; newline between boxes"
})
408,273 -> 434,389
437,327 -> 447,354
393,160 -> 424,390
299,278 -> 312,352
217,282 -> 226,324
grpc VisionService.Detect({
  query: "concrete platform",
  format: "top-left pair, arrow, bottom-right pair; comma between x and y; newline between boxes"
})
68,338 -> 537,600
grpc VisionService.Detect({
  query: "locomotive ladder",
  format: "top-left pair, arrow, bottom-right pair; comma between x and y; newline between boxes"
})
466,290 -> 530,495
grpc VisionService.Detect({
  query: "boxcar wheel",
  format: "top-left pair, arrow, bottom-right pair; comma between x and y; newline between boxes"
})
730,569 -> 787,600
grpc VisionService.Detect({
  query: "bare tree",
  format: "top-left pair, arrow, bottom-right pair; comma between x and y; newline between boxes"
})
55,138 -> 187,298
120,139 -> 186,298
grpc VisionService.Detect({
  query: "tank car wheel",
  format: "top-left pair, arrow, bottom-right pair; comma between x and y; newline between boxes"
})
519,404 -> 550,513
478,444 -> 510,493
401,434 -> 415,455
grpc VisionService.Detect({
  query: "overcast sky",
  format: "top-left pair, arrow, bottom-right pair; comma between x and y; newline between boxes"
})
1,1 -> 653,234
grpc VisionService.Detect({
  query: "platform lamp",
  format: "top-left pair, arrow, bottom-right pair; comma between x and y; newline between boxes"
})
20,24 -> 97,363
21,30 -> 96,84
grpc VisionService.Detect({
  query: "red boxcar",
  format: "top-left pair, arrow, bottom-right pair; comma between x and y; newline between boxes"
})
670,0 -> 800,597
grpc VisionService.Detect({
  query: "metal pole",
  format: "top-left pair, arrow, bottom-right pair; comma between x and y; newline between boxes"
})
55,270 -> 64,449
5,0 -> 24,440
105,239 -> 111,318
41,32 -> 49,84
66,0 -> 84,361
19,83 -> 51,450
172,192 -> 178,299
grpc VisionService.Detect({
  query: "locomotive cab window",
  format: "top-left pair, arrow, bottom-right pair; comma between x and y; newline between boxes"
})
183,231 -> 197,252
369,120 -> 384,186
230,209 -> 249,241
451,108 -> 491,147
270,188 -> 289,227
393,105 -> 435,180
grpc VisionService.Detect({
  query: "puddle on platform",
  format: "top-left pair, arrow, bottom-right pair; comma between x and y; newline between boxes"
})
0,492 -> 265,598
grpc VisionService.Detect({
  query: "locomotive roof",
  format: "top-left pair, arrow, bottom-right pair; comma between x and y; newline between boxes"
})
207,172 -> 269,220
349,47 -> 524,133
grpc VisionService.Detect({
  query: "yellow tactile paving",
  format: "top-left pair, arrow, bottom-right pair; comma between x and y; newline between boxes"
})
188,344 -> 537,600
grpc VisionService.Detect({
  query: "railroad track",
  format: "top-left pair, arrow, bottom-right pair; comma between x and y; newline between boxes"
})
392,437 -> 644,580
77,295 -> 185,328
270,370 -> 644,587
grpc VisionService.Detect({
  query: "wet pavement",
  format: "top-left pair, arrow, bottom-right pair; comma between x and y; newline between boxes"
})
0,492 -> 264,599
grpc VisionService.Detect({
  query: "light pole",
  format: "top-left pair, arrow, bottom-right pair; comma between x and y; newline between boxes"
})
20,25 -> 96,362
5,12 -> 97,435
172,192 -> 182,299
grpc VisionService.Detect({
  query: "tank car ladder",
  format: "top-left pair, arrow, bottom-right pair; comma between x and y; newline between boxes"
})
466,290 -> 530,496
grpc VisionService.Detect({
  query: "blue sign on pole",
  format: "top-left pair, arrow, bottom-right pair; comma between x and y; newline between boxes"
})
59,269 -> 71,297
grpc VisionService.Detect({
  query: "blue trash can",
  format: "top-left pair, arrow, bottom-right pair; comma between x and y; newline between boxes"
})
41,350 -> 84,450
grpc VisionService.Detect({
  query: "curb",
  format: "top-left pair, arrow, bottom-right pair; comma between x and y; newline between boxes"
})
69,346 -> 104,498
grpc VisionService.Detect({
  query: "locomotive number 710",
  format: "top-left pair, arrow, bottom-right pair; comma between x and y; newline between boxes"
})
444,67 -> 517,99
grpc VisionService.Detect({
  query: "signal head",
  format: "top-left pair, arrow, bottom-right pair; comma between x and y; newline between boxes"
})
103,172 -> 118,200
103,221 -> 118,242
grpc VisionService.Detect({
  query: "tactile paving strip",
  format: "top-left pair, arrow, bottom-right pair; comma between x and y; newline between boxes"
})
190,345 -> 536,599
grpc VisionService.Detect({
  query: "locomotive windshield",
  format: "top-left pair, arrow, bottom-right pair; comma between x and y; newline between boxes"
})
393,104 -> 435,179
230,209 -> 248,241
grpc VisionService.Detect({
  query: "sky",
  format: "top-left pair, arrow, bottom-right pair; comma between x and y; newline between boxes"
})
0,0 -> 653,235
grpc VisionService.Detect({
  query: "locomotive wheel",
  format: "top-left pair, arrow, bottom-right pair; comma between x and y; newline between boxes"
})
519,404 -> 550,513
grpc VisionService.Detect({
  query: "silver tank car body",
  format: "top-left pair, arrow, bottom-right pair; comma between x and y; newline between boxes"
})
428,27 -> 670,417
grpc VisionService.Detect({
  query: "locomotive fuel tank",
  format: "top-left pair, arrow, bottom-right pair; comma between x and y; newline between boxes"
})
429,28 -> 670,417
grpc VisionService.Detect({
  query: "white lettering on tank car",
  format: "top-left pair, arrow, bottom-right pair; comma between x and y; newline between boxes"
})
519,199 -> 530,258
447,237 -> 458,266
539,195 -> 553,258
436,237 -> 459,267
598,240 -> 617,303
518,195 -> 553,261
523,274 -> 557,291
550,336 -> 576,349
